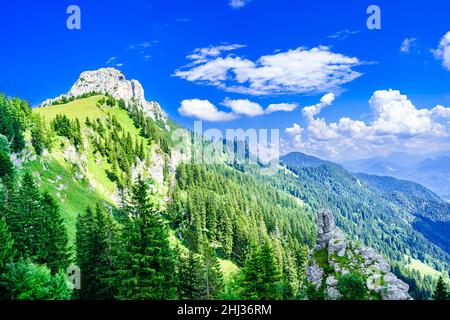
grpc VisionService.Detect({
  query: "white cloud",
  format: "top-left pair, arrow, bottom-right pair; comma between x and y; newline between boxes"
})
302,93 -> 335,121
106,57 -> 116,64
222,98 -> 299,117
222,98 -> 264,116
266,103 -> 298,114
186,44 -> 246,65
400,37 -> 417,53
328,30 -> 360,40
178,99 -> 237,122
283,90 -> 450,159
175,45 -> 364,96
229,0 -> 251,9
286,123 -> 303,136
369,90 -> 432,135
284,123 -> 303,150
433,31 -> 450,70
179,97 -> 298,121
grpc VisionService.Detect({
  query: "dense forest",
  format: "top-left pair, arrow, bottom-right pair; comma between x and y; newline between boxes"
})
0,92 -> 448,300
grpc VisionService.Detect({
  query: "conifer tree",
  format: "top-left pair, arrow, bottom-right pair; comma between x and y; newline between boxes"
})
201,244 -> 224,300
0,150 -> 14,179
0,218 -> 14,299
5,172 -> 41,259
0,218 -> 14,273
433,276 -> 448,300
37,193 -> 70,273
238,241 -> 282,300
76,204 -> 116,300
31,115 -> 46,155
115,177 -> 178,300
177,249 -> 203,300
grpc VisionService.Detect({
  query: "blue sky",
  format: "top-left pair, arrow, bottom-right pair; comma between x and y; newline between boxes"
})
0,0 -> 449,159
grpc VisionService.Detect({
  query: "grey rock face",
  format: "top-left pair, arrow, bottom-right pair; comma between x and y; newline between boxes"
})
41,68 -> 167,121
306,258 -> 324,289
316,209 -> 336,248
306,209 -> 411,300
381,273 -> 411,300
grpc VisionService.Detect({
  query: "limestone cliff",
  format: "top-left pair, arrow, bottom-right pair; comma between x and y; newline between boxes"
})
306,209 -> 411,300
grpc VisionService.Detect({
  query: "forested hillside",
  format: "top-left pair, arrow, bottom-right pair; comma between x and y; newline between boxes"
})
277,153 -> 450,298
0,92 -> 315,300
0,89 -> 448,300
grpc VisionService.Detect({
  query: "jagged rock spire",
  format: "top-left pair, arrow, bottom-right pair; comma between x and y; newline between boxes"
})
316,209 -> 336,248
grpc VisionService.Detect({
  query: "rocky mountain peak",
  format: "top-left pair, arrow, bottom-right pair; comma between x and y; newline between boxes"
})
41,67 -> 167,121
306,209 -> 411,300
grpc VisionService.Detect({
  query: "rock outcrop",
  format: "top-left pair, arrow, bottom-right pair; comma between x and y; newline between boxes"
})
306,209 -> 411,300
41,68 -> 167,121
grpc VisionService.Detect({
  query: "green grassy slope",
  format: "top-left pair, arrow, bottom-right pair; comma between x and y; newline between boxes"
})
31,96 -> 150,241
33,96 -> 241,274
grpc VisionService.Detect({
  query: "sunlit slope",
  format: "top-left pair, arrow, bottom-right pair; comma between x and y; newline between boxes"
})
31,96 -> 152,242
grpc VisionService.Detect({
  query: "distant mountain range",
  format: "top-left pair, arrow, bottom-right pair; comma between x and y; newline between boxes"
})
340,152 -> 450,201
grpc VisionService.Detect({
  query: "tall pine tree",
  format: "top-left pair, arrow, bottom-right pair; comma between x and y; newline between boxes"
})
37,193 -> 70,273
76,204 -> 116,300
433,276 -> 448,300
114,177 -> 178,299
5,172 -> 41,259
238,241 -> 282,300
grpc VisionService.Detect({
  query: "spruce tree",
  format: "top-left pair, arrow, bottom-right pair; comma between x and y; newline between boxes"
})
201,244 -> 224,300
0,218 -> 14,273
0,150 -> 14,179
31,115 -> 46,155
37,193 -> 70,273
239,241 -> 282,300
76,205 -> 116,300
115,177 -> 178,299
0,218 -> 14,299
433,276 -> 448,300
177,249 -> 203,300
5,172 -> 41,259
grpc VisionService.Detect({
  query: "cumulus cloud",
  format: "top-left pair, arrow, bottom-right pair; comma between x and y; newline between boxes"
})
222,98 -> 265,116
175,45 -> 363,96
400,37 -> 417,53
433,31 -> 450,70
266,103 -> 298,114
179,98 -> 298,121
283,90 -> 450,159
302,93 -> 335,121
178,99 -> 237,122
229,0 -> 251,9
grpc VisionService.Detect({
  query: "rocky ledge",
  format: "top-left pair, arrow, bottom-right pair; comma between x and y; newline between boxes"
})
41,68 -> 167,121
306,209 -> 411,300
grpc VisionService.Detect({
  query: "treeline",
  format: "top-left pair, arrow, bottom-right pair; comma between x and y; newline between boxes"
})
50,91 -> 101,106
